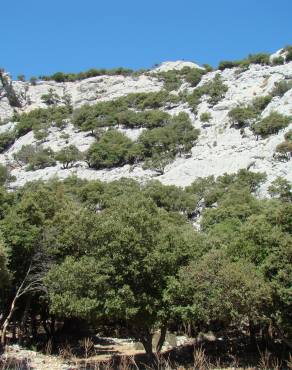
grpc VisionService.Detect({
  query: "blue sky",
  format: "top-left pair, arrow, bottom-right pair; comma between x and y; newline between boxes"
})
2,0 -> 292,78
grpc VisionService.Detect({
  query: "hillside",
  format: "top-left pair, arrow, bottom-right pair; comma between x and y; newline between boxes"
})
0,48 -> 291,193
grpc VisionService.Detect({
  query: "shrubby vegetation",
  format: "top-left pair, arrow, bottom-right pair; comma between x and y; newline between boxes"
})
252,112 -> 291,138
85,113 -> 199,172
155,67 -> 205,91
218,53 -> 271,70
86,130 -> 135,169
13,144 -> 56,170
228,95 -> 272,128
284,45 -> 292,62
0,131 -> 16,153
39,67 -> 138,82
185,74 -> 228,112
55,145 -> 82,168
275,130 -> 292,161
271,79 -> 292,97
0,169 -> 290,361
72,99 -> 173,132
13,105 -> 71,138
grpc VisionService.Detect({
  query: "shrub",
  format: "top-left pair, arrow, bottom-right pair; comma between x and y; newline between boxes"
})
17,75 -> 25,82
86,130 -> 134,169
185,89 -> 202,113
27,147 -> 56,170
275,141 -> 292,160
271,80 -> 292,97
0,164 -> 15,185
228,96 -> 272,128
139,112 -> 199,164
247,53 -> 270,65
228,106 -> 257,127
29,76 -> 37,85
184,68 -> 205,87
40,67 -> 135,82
41,88 -> 60,105
116,109 -> 171,129
284,45 -> 292,62
156,67 -> 205,90
13,144 -> 36,165
251,95 -> 272,112
55,145 -> 82,169
252,112 -> 291,137
200,74 -> 228,106
0,131 -> 16,153
72,102 -> 120,133
218,60 -> 242,70
200,112 -> 212,123
156,70 -> 183,91
13,144 -> 56,170
284,129 -> 292,142
271,56 -> 284,66
121,90 -> 180,110
14,106 -> 71,138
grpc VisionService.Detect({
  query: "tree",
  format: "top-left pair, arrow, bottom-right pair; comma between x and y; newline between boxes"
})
0,69 -> 22,107
41,88 -> 60,106
86,130 -> 134,169
45,195 -> 199,356
252,112 -> 291,138
268,177 -> 292,202
166,249 -> 271,334
55,145 -> 82,169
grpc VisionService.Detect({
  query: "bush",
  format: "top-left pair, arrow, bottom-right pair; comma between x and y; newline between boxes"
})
0,164 -> 15,185
284,45 -> 292,62
116,109 -> 171,129
184,68 -> 205,87
55,145 -> 82,169
271,80 -> 292,97
251,95 -> 272,112
13,144 -> 37,165
156,67 -> 205,90
86,130 -> 135,169
72,102 -> 120,133
121,90 -> 180,110
228,106 -> 257,127
228,96 -> 272,128
275,141 -> 292,160
218,60 -> 242,70
14,106 -> 71,138
200,74 -> 228,106
0,131 -> 16,153
247,53 -> 270,65
271,56 -> 285,66
41,88 -> 61,106
200,112 -> 212,122
139,112 -> 199,169
40,67 -> 135,82
13,144 -> 56,170
284,129 -> 292,142
252,112 -> 291,137
156,70 -> 183,91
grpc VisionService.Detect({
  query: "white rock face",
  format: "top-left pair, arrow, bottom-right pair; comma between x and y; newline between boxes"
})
0,58 -> 291,192
154,60 -> 204,72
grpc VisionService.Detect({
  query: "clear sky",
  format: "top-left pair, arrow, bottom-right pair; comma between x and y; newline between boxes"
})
2,0 -> 292,78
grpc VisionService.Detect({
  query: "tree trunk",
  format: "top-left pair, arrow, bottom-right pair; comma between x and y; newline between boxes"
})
141,332 -> 153,357
156,325 -> 167,353
19,296 -> 31,345
1,295 -> 17,345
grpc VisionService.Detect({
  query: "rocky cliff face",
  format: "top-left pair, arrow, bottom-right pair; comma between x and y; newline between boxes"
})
0,55 -> 291,193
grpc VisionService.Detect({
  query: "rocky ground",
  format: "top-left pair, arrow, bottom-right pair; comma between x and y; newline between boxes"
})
0,53 -> 291,194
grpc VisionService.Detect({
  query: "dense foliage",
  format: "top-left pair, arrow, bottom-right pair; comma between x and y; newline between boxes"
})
252,112 -> 291,138
0,169 -> 290,357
